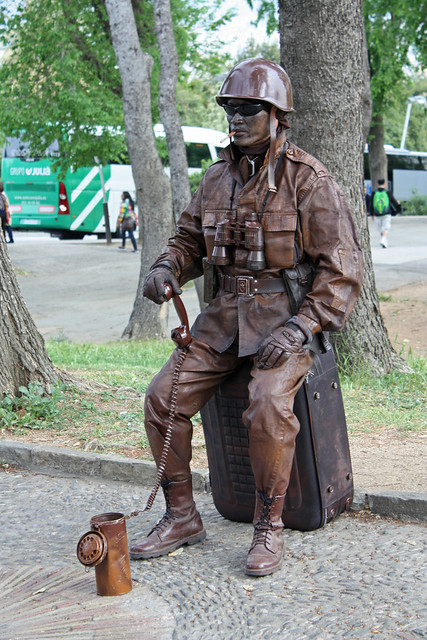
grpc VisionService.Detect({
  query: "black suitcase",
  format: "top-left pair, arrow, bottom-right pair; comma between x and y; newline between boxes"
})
200,343 -> 353,531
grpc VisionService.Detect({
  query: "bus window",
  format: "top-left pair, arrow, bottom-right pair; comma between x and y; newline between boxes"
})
185,142 -> 212,168
2,137 -> 59,159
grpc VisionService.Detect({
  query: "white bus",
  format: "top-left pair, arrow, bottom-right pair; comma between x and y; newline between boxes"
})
154,124 -> 227,174
364,145 -> 427,200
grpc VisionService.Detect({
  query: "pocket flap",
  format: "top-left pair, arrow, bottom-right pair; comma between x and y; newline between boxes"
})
262,212 -> 297,232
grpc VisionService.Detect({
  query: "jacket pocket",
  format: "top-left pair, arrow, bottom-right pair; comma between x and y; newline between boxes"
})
262,211 -> 298,268
202,209 -> 230,261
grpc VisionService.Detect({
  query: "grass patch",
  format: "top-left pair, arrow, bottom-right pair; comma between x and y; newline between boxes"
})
47,339 -> 174,391
0,340 -> 175,460
0,341 -> 425,462
342,355 -> 426,435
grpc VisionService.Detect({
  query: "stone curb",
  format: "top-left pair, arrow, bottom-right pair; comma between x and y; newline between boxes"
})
1,439 -> 425,523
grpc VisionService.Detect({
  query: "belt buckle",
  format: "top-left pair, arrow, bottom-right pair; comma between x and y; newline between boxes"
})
236,275 -> 253,296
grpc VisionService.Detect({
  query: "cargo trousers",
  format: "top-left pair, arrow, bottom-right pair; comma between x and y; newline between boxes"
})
144,337 -> 313,497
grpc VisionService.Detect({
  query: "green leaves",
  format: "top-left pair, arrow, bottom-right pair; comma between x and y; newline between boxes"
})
364,0 -> 427,114
0,0 -> 234,172
0,382 -> 66,429
0,0 -> 125,170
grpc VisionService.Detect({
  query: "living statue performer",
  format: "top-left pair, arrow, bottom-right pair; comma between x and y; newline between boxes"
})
131,59 -> 363,576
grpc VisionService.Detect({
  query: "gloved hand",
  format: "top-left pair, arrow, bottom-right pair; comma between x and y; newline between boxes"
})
257,323 -> 307,370
143,266 -> 182,304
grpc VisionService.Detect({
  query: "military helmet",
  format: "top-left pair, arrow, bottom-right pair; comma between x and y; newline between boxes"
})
216,58 -> 294,112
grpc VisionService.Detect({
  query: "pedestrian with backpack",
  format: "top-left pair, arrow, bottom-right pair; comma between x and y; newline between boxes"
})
0,181 -> 14,244
370,178 -> 400,248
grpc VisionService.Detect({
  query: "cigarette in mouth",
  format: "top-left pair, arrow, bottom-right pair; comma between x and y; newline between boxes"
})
220,131 -> 234,143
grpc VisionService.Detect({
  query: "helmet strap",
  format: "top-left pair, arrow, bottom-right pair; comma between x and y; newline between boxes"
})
268,106 -> 278,192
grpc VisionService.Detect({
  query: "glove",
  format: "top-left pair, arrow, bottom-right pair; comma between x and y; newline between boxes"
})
257,323 -> 307,370
143,266 -> 182,304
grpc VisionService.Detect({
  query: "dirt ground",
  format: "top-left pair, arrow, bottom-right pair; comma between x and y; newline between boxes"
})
347,281 -> 426,493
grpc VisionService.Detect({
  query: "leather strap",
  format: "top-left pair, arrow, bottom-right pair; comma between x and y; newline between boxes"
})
218,273 -> 286,296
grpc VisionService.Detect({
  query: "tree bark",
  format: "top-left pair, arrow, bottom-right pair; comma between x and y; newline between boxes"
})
279,0 -> 407,375
361,24 -> 373,146
368,112 -> 388,188
153,0 -> 206,311
0,237 -> 60,396
154,0 -> 191,222
105,0 -> 173,339
154,0 -> 205,308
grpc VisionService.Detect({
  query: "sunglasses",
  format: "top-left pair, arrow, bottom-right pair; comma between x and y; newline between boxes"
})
222,102 -> 268,117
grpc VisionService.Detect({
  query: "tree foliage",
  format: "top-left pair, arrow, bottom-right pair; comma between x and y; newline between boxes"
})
0,0 -> 232,172
363,0 -> 426,187
247,0 -> 279,36
236,36 -> 280,63
364,0 -> 426,116
383,76 -> 427,151
0,0 -> 126,170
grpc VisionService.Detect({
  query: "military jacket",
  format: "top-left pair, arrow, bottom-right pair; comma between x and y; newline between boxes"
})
151,133 -> 363,357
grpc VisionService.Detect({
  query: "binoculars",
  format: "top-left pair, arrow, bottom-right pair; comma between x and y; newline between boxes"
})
211,211 -> 266,271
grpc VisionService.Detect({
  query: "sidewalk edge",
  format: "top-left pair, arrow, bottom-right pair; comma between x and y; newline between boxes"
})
1,440 -> 425,523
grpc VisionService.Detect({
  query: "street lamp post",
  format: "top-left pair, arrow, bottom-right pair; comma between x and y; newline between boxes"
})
399,95 -> 427,150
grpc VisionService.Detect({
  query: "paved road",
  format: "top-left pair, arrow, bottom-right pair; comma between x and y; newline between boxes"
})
7,215 -> 427,343
368,215 -> 427,291
1,468 -> 425,639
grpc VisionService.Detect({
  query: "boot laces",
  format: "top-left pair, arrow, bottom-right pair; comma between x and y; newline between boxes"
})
251,494 -> 275,550
251,524 -> 273,550
150,508 -> 176,534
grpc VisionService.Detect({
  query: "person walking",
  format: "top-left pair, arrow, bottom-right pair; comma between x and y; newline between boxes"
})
117,191 -> 138,252
370,178 -> 400,248
0,181 -> 14,244
130,59 -> 363,576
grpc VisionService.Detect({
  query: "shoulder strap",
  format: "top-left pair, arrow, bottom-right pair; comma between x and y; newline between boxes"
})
259,147 -> 287,222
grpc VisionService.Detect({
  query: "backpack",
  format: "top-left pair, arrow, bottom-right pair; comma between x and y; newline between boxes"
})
372,190 -> 390,215
0,194 -> 6,220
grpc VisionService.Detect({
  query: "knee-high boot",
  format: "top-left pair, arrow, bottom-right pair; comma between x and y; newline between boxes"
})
245,491 -> 286,577
130,476 -> 206,560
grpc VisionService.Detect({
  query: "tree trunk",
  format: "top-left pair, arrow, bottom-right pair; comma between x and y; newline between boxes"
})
279,0 -> 407,375
105,0 -> 173,339
368,112 -> 388,188
0,238 -> 60,396
153,0 -> 206,311
361,24 -> 373,146
154,0 -> 191,222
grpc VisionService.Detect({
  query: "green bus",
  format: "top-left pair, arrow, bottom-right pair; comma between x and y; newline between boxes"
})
1,137 -> 134,239
1,126 -> 227,239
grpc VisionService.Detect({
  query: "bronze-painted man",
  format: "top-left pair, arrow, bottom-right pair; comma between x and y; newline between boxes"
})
130,59 -> 363,576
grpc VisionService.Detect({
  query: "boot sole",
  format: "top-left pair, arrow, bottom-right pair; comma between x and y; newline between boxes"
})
130,529 -> 206,560
245,558 -> 283,577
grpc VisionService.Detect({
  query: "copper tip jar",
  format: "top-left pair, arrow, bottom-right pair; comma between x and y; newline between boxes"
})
77,512 -> 132,596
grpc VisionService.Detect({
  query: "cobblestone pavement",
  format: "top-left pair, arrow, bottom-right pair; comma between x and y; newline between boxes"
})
1,469 -> 426,640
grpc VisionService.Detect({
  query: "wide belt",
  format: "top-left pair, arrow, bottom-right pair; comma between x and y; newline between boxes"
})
218,273 -> 286,296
